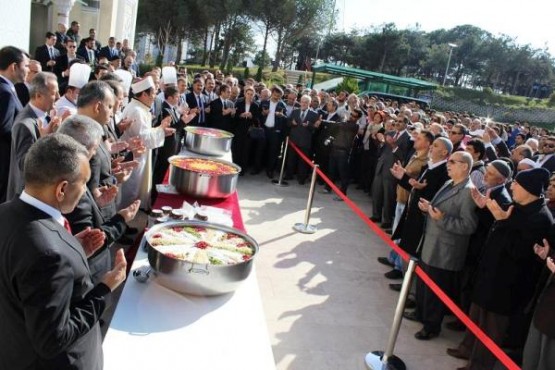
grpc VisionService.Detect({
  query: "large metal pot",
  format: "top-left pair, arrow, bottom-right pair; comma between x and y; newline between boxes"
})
168,155 -> 241,198
185,126 -> 233,156
138,220 -> 258,296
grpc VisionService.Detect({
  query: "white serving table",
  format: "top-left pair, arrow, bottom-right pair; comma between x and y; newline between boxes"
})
103,244 -> 275,370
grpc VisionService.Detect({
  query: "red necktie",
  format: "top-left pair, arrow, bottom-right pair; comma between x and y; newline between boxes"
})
63,217 -> 73,235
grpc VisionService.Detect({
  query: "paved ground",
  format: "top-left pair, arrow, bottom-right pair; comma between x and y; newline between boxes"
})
237,172 -> 469,370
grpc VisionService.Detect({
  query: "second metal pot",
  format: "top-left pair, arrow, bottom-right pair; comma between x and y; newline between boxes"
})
185,126 -> 234,156
168,155 -> 241,198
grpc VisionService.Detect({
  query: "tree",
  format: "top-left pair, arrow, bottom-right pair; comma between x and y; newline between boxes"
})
253,50 -> 271,68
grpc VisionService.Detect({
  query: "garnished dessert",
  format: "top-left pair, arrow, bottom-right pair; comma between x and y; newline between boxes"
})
170,157 -> 238,175
148,225 -> 254,265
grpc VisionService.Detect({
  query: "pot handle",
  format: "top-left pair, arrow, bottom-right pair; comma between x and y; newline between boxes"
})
199,173 -> 213,178
188,264 -> 210,275
133,266 -> 152,283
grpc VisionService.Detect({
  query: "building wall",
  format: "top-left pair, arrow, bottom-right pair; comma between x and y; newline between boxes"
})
0,0 -> 31,51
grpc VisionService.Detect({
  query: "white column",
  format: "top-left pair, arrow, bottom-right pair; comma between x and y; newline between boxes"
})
54,0 -> 76,28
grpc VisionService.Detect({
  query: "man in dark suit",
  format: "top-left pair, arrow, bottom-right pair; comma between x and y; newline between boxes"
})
538,136 -> 555,173
285,94 -> 319,184
0,133 -> 127,369
14,59 -> 41,107
6,72 -> 59,200
98,37 -> 119,60
370,115 -> 411,228
259,86 -> 288,178
77,37 -> 98,67
58,115 -> 140,284
35,32 -> 60,73
185,77 -> 208,126
54,39 -> 85,86
208,84 -> 235,132
0,46 -> 29,203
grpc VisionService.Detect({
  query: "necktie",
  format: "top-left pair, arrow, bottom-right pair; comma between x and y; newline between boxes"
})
63,217 -> 72,234
48,47 -> 53,60
301,110 -> 306,122
88,49 -> 94,65
197,96 -> 204,123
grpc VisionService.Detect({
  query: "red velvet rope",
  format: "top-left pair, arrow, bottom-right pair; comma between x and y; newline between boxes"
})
288,140 -> 520,370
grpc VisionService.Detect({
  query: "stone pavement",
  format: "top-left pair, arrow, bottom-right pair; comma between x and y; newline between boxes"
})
237,173 -> 469,370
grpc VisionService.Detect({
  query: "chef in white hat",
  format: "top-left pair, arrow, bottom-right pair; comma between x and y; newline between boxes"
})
54,62 -> 91,117
118,76 -> 175,210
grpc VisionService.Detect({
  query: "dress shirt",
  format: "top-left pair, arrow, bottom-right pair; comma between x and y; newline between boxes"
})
20,190 -> 64,227
265,101 -> 277,128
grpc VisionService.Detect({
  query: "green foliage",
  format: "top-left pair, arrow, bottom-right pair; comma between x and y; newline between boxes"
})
255,66 -> 263,82
548,93 -> 555,107
335,77 -> 359,94
253,50 -> 271,68
244,67 -> 250,79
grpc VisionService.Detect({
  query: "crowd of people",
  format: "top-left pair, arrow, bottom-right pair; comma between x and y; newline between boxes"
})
1,22 -> 555,369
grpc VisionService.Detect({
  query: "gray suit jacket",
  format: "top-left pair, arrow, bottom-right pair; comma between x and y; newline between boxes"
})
6,105 -> 40,200
420,177 -> 478,271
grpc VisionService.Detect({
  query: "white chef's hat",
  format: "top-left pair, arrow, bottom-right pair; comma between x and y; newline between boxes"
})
131,76 -> 155,94
114,69 -> 133,93
68,63 -> 91,89
162,66 -> 177,85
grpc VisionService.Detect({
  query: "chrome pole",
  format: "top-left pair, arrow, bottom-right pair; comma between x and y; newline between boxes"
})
293,163 -> 318,234
364,258 -> 418,370
272,136 -> 289,187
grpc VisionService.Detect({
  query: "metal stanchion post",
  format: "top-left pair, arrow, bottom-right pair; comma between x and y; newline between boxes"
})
272,137 -> 289,186
364,258 -> 418,370
293,164 -> 319,234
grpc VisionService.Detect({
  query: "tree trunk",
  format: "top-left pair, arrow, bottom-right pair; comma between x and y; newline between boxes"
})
176,34 -> 183,64
257,23 -> 270,81
272,28 -> 284,72
378,51 -> 387,73
511,71 -> 521,95
209,23 -> 221,68
201,28 -> 209,66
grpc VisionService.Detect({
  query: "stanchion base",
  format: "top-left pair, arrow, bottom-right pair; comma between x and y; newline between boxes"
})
271,179 -> 289,187
293,223 -> 317,234
364,351 -> 406,370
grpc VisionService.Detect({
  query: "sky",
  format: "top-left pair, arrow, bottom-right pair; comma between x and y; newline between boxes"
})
336,0 -> 554,52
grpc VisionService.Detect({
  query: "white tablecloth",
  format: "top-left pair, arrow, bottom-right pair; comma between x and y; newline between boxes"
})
103,244 -> 275,370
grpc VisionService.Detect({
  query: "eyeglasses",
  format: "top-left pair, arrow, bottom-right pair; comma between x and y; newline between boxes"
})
450,131 -> 462,135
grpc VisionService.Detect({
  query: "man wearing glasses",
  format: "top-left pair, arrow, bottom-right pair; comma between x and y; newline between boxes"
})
449,123 -> 467,152
405,151 -> 478,340
538,137 -> 555,173
54,39 -> 84,87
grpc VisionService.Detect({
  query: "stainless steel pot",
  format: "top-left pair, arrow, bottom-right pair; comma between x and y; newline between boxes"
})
185,126 -> 233,156
168,155 -> 241,198
138,220 -> 258,296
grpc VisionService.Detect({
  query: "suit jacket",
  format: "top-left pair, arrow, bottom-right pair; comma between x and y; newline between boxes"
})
0,198 -> 110,369
393,161 -> 449,255
65,188 -> 127,285
6,105 -> 40,200
287,108 -> 319,148
54,54 -> 85,84
420,177 -> 478,271
541,155 -> 555,173
258,99 -> 288,133
35,44 -> 60,72
0,77 -> 24,202
98,46 -> 118,60
14,83 -> 30,107
76,46 -> 97,65
185,92 -> 208,126
88,142 -> 117,220
233,99 -> 260,133
208,98 -> 233,132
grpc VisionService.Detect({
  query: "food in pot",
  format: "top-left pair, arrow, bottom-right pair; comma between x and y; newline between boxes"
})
170,157 -> 238,175
148,225 -> 254,265
187,127 -> 233,138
